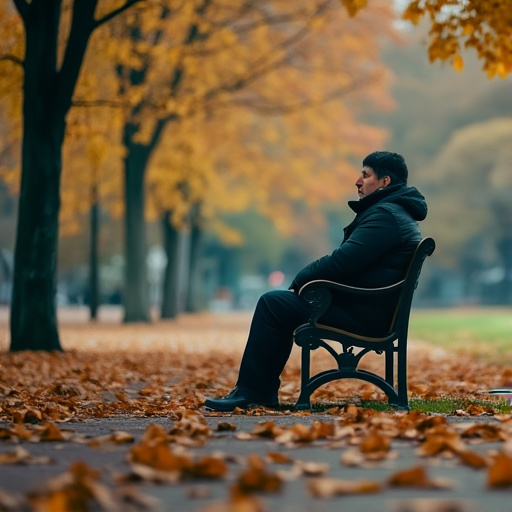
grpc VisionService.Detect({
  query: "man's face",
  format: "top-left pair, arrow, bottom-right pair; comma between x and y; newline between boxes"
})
355,166 -> 389,199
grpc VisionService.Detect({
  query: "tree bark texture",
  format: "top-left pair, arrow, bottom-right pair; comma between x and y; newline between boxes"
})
10,0 -> 95,351
160,212 -> 182,319
185,218 -> 204,313
89,187 -> 99,320
122,132 -> 150,322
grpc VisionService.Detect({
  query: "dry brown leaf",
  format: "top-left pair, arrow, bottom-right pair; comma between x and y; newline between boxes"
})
359,431 -> 391,455
12,408 -> 43,424
250,421 -> 282,439
109,430 -> 135,444
233,454 -> 283,494
465,404 -> 493,416
308,477 -> 381,498
487,452 -> 512,488
266,452 -> 293,464
387,465 -> 453,489
0,445 -> 52,465
461,423 -> 507,442
217,422 -> 237,432
386,498 -> 477,512
130,441 -> 192,473
189,455 -> 229,479
294,460 -> 330,476
27,461 -> 115,512
340,448 -> 365,467
455,449 -> 488,469
417,428 -> 465,457
169,408 -> 212,440
0,423 -> 34,441
39,422 -> 66,442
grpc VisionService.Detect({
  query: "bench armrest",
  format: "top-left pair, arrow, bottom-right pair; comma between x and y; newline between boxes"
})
298,279 -> 405,324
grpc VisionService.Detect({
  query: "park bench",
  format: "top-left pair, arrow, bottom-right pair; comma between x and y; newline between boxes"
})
293,237 -> 435,411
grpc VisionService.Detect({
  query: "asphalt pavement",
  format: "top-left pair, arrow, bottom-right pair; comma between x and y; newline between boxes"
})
0,414 -> 511,512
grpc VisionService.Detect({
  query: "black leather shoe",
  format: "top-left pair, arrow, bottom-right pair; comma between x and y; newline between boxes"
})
204,386 -> 279,412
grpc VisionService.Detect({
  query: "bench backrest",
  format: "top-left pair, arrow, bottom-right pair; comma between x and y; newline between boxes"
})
389,237 -> 436,336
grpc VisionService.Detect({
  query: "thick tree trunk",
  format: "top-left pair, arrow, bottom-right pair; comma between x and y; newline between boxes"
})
122,133 -> 150,323
89,185 -> 99,320
160,212 -> 181,319
10,122 -> 64,351
185,219 -> 204,313
9,1 -> 70,352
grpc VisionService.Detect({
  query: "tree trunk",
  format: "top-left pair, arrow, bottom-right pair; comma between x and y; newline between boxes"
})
10,121 -> 64,351
185,217 -> 204,313
160,212 -> 182,319
9,1 -> 71,352
122,132 -> 151,323
89,184 -> 99,320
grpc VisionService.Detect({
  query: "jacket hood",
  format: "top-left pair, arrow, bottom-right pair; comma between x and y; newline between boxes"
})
348,184 -> 428,221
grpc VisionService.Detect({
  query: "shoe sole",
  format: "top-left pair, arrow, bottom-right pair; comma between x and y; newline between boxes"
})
203,400 -> 279,412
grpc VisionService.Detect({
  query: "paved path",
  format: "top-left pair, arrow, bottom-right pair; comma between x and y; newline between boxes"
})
1,414 -> 511,512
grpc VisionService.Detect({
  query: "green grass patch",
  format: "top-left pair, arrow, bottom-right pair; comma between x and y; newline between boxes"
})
409,307 -> 512,356
362,397 -> 511,415
301,397 -> 512,415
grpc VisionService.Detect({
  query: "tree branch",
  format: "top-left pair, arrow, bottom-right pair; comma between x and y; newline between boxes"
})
0,54 -> 24,67
93,0 -> 146,31
212,73 -> 379,116
72,99 -> 128,108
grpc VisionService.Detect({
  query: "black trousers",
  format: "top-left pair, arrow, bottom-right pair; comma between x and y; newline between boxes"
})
235,290 -> 312,395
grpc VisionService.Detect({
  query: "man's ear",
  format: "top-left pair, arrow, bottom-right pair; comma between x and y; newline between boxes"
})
382,176 -> 391,187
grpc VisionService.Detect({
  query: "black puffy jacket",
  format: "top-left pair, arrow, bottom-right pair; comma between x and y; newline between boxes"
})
290,184 -> 428,335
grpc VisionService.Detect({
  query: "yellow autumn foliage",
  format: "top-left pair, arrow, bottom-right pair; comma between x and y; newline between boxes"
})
401,0 -> 512,78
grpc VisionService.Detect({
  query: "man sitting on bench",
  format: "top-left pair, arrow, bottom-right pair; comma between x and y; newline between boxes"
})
205,151 -> 428,412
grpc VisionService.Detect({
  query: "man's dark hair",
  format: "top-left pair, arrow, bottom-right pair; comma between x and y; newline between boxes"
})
362,151 -> 408,185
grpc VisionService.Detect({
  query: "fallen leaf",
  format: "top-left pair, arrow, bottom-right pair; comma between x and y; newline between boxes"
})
487,452 -> 512,488
388,465 -> 453,489
308,477 -> 381,498
233,454 -> 283,494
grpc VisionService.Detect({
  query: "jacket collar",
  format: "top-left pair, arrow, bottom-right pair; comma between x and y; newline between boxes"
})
348,184 -> 405,214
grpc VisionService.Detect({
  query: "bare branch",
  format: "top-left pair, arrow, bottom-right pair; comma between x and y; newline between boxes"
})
0,54 -> 24,67
93,0 -> 146,31
212,73 -> 380,117
72,99 -> 128,109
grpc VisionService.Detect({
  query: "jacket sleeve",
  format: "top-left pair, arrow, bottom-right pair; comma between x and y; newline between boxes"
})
290,206 -> 402,290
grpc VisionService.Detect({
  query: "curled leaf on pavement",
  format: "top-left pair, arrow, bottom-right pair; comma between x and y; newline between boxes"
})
169,408 -> 212,441
232,454 -> 283,495
27,461 -> 110,511
250,421 -> 283,439
266,452 -> 293,464
308,477 -> 381,498
293,460 -> 330,476
359,431 -> 393,460
128,438 -> 193,475
455,449 -> 488,469
461,423 -> 508,442
0,423 -> 33,441
216,422 -> 237,432
37,422 -> 69,442
0,445 -> 52,465
387,465 -> 454,489
385,498 -> 477,512
487,452 -> 512,488
87,430 -> 135,447
11,408 -> 43,425
417,427 -> 466,457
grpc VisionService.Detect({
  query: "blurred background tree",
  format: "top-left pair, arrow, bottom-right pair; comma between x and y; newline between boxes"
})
1,0 -> 512,352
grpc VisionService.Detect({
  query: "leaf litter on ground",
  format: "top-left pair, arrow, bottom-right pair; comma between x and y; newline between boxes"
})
1,310 -> 512,510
